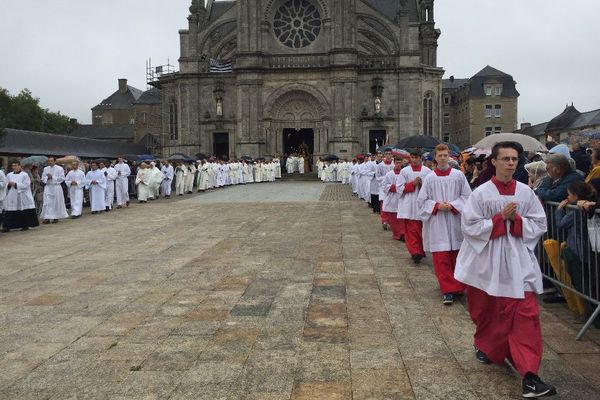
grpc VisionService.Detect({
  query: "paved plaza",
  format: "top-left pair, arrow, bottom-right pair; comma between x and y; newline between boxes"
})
1,182 -> 599,399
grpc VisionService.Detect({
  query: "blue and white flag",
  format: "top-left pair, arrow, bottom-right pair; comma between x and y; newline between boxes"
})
210,59 -> 233,73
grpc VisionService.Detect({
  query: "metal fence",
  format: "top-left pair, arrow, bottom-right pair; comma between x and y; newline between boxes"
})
536,201 -> 600,340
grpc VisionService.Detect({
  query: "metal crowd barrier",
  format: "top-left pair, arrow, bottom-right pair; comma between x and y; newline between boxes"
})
536,201 -> 600,340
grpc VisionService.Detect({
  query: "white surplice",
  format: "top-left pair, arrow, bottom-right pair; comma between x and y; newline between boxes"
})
376,161 -> 394,201
417,168 -> 472,252
40,165 -> 68,219
161,164 -> 174,196
85,169 -> 107,212
0,169 -> 7,212
104,166 -> 117,209
454,180 -> 547,299
4,172 -> 35,210
396,165 -> 432,220
114,162 -> 131,205
65,169 -> 86,216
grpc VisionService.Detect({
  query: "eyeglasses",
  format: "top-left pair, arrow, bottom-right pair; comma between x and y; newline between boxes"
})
497,157 -> 518,162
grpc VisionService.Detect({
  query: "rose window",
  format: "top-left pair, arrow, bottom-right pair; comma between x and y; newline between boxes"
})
273,0 -> 322,48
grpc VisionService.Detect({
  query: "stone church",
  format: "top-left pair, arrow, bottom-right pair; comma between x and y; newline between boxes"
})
155,0 -> 442,161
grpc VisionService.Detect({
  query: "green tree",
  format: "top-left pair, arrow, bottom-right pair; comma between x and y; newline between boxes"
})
0,87 -> 74,133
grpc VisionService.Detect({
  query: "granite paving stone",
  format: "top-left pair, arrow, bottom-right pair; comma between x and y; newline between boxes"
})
1,182 -> 599,399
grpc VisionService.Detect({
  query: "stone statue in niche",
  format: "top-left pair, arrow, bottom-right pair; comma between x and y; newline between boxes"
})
374,97 -> 382,115
216,98 -> 223,117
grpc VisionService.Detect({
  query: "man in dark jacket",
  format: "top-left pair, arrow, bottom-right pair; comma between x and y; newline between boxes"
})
571,143 -> 591,175
536,154 -> 583,202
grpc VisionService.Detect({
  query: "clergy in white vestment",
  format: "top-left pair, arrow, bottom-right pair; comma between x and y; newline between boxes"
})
381,156 -> 406,241
161,160 -> 174,198
241,161 -> 251,184
40,157 -> 69,223
376,150 -> 394,226
350,160 -> 359,193
2,162 -> 39,231
174,162 -> 187,195
0,162 -> 7,218
396,149 -> 431,263
417,144 -> 471,305
64,162 -> 86,218
454,142 -> 555,398
320,162 -> 330,182
184,162 -> 196,193
298,157 -> 305,174
197,160 -> 210,191
273,157 -> 282,178
85,162 -> 107,213
148,163 -> 164,199
135,163 -> 153,202
114,157 -> 131,208
100,162 -> 117,210
365,155 -> 378,208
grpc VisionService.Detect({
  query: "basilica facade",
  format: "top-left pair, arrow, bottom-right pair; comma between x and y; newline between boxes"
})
155,0 -> 443,160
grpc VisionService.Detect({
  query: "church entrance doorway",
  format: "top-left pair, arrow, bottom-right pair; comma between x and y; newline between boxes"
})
369,130 -> 387,154
213,132 -> 229,160
283,128 -> 314,157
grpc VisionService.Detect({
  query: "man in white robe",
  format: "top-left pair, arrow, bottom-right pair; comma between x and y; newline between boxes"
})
298,156 -> 305,174
2,162 -> 39,231
454,142 -> 555,398
100,161 -> 117,211
65,162 -> 86,219
316,159 -> 323,179
185,162 -> 196,193
135,163 -> 152,202
377,150 -> 394,228
114,157 -> 131,208
85,162 -> 107,213
40,156 -> 69,223
397,149 -> 432,263
350,159 -> 359,193
175,161 -> 187,195
417,144 -> 471,305
196,160 -> 209,191
161,160 -> 174,198
149,162 -> 164,199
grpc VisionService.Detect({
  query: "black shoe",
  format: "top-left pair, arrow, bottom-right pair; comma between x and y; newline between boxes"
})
20,227 -> 29,231
475,348 -> 491,364
522,373 -> 556,398
51,219 -> 58,224
442,293 -> 454,305
542,294 -> 566,304
412,254 -> 423,264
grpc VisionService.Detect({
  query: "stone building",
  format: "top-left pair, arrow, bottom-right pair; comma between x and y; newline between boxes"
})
92,79 -> 144,126
441,66 -> 519,148
154,0 -> 444,160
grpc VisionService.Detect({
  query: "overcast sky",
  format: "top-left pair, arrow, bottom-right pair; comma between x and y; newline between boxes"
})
1,0 -> 598,127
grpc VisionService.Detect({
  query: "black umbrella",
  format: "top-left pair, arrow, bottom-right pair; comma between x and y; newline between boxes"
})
195,153 -> 207,160
323,154 -> 339,161
168,154 -> 188,161
395,135 -> 441,150
240,155 -> 253,162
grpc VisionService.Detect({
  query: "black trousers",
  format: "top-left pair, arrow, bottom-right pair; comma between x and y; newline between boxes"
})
371,194 -> 380,213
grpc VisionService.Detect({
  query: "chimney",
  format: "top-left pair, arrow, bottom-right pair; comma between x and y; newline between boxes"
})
449,75 -> 455,83
520,122 -> 531,131
118,78 -> 128,94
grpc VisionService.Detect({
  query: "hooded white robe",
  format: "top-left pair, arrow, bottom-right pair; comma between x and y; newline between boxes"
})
85,169 -> 107,212
65,169 -> 86,217
40,165 -> 68,220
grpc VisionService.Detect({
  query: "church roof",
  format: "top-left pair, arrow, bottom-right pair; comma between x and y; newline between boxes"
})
442,78 -> 469,90
0,128 -> 145,158
468,65 -> 520,98
70,125 -> 136,141
517,122 -> 549,139
135,88 -> 161,105
365,0 -> 419,23
92,85 -> 144,111
208,1 -> 236,21
546,106 -> 600,133
472,65 -> 512,78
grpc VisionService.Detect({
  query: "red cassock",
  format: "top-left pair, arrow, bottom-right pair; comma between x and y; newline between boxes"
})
404,219 -> 424,256
467,286 -> 542,377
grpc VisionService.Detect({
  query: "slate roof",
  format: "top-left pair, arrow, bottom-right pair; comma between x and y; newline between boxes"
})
516,122 -> 549,139
135,88 -> 161,105
70,125 -> 136,141
442,78 -> 469,90
0,129 -> 145,158
208,0 -> 236,21
365,0 -> 419,23
92,85 -> 144,111
468,65 -> 520,98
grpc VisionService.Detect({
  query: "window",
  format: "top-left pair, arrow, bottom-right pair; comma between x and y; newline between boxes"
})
485,86 -> 492,96
443,133 -> 450,143
485,105 -> 493,118
494,126 -> 502,134
141,112 -> 147,124
443,95 -> 450,105
169,100 -> 178,140
129,117 -> 135,125
423,93 -> 433,136
443,113 -> 450,125
485,127 -> 493,136
495,86 -> 503,96
494,104 -> 502,117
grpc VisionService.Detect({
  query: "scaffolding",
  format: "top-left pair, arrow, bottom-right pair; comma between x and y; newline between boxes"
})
146,58 -> 176,88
